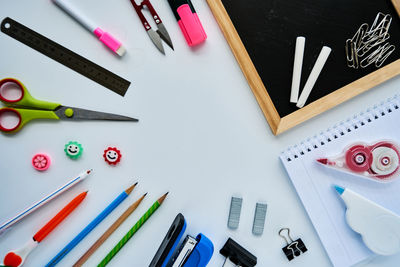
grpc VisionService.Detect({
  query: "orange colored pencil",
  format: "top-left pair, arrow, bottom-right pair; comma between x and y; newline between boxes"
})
3,191 -> 87,267
33,191 -> 88,242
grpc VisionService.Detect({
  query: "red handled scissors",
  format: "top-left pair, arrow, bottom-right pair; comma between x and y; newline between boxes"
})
0,78 -> 138,133
130,0 -> 174,54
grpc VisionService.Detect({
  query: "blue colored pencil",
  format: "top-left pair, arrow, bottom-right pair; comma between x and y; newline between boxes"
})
45,183 -> 137,267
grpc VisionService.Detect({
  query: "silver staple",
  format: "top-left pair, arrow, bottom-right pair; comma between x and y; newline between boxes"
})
252,202 -> 267,235
228,197 -> 242,230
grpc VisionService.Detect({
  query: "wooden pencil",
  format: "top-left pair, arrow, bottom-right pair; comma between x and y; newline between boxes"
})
45,183 -> 137,267
97,192 -> 168,267
73,193 -> 147,267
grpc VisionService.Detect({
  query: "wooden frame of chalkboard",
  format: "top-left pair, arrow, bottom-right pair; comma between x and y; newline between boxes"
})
207,0 -> 400,135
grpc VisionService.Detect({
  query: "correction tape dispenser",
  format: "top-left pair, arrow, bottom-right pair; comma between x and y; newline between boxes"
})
317,140 -> 400,182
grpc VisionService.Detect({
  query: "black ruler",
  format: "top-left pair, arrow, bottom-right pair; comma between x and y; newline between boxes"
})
1,17 -> 130,96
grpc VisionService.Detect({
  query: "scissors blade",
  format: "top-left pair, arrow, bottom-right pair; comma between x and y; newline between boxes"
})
156,23 -> 174,50
147,29 -> 165,55
55,106 -> 138,122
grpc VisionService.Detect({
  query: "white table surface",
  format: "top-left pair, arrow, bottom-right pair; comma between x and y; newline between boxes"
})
1,1 -> 400,266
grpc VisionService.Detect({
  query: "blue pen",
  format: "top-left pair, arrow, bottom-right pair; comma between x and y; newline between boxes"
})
45,183 -> 137,267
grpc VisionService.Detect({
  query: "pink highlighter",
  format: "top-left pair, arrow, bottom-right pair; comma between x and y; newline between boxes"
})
167,0 -> 207,46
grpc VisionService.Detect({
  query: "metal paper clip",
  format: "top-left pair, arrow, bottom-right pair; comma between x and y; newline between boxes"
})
360,42 -> 395,68
352,23 -> 369,48
346,39 -> 359,69
279,228 -> 307,261
346,12 -> 395,69
369,12 -> 392,36
361,13 -> 391,53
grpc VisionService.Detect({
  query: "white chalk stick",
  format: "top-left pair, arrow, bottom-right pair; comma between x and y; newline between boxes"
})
290,37 -> 305,103
297,46 -> 332,108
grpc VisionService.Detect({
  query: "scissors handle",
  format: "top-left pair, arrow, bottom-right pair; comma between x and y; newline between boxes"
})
0,107 -> 59,133
0,78 -> 60,110
130,0 -> 152,31
142,0 -> 162,25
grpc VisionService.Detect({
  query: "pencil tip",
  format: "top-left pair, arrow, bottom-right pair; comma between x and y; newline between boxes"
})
87,169 -> 93,174
125,183 -> 138,195
158,192 -> 169,203
85,190 -> 89,193
143,192 -> 148,197
134,181 -> 138,186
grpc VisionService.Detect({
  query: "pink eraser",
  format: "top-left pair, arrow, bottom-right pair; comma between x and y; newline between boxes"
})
32,153 -> 51,171
94,27 -> 125,56
177,4 -> 206,46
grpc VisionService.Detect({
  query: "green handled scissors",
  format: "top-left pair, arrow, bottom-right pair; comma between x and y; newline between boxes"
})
0,78 -> 138,133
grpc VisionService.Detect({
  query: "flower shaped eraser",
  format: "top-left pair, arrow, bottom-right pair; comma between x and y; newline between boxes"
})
64,141 -> 83,159
103,147 -> 122,165
32,153 -> 51,171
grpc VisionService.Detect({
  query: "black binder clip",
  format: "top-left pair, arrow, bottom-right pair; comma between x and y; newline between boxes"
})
279,228 -> 307,261
220,238 -> 257,267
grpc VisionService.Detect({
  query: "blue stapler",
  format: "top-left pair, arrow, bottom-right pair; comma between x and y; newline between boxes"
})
149,213 -> 214,267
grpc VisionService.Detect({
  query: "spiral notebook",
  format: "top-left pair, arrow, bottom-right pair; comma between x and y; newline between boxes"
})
280,94 -> 400,267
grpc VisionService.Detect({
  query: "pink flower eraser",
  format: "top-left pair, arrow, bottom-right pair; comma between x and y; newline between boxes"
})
32,153 -> 51,171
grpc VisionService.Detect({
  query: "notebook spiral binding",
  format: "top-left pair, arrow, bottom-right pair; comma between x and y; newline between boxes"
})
282,95 -> 400,162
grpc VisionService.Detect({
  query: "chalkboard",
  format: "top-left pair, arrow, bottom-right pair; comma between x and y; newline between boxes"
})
207,0 -> 400,135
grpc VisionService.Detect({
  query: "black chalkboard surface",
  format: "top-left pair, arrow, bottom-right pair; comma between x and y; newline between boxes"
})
207,0 -> 400,134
